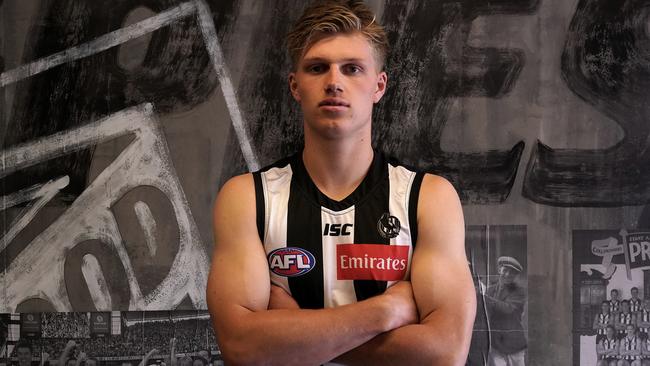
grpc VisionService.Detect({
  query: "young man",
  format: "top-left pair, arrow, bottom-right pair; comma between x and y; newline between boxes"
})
14,342 -> 33,366
206,1 -> 475,365
596,325 -> 618,366
618,301 -> 637,337
619,324 -> 642,366
611,289 -> 622,314
595,301 -> 614,343
631,287 -> 643,313
637,299 -> 650,337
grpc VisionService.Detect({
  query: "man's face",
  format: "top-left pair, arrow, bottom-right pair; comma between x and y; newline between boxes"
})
632,288 -> 639,298
612,290 -> 619,300
623,302 -> 630,313
16,347 -> 32,365
644,299 -> 650,310
498,265 -> 518,285
602,302 -> 610,313
607,327 -> 615,338
626,325 -> 635,337
289,32 -> 387,140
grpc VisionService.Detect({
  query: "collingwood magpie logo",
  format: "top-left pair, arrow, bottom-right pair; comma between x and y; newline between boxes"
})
377,213 -> 400,239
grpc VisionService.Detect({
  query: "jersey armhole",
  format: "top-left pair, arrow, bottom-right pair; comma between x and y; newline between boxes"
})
253,172 -> 265,242
408,172 -> 425,249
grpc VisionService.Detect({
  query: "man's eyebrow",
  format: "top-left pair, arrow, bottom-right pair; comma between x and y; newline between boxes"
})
301,57 -> 367,64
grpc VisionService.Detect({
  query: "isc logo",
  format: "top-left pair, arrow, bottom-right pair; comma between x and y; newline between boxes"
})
268,247 -> 316,277
323,223 -> 353,236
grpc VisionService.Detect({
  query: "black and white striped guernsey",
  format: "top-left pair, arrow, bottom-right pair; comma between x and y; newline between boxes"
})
253,150 -> 424,309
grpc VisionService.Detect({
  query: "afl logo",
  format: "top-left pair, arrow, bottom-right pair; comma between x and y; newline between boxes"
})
268,247 -> 316,277
377,213 -> 400,239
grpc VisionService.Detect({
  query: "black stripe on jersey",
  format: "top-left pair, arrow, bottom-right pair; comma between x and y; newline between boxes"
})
408,172 -> 424,248
291,150 -> 385,211
253,172 -> 265,241
287,179 -> 325,309
353,173 -> 390,302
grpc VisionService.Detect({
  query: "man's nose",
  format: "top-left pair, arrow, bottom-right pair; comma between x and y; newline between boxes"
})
325,68 -> 343,94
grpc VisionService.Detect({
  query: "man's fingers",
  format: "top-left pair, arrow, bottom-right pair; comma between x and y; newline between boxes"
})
385,281 -> 418,327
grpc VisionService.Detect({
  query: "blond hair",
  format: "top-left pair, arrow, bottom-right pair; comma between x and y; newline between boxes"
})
286,0 -> 389,70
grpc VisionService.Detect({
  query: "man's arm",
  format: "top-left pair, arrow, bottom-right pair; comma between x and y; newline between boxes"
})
58,340 -> 76,366
484,287 -> 525,314
206,174 -> 417,366
596,339 -> 605,357
332,174 -> 476,365
593,315 -> 601,331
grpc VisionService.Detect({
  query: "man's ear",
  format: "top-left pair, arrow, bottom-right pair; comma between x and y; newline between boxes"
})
373,71 -> 387,103
289,73 -> 301,102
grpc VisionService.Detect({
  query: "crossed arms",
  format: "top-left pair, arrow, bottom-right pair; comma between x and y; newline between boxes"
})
206,173 -> 476,365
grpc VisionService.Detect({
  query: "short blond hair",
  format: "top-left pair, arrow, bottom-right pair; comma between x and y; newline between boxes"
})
286,0 -> 389,70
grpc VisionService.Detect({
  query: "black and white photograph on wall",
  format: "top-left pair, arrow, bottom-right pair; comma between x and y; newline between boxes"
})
1,311 -> 222,366
465,225 -> 528,366
573,230 -> 650,365
1,314 -> 8,363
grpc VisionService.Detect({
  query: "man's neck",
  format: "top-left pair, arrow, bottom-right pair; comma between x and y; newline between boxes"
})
302,137 -> 374,201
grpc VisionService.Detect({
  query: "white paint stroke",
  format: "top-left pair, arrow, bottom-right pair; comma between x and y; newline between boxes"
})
2,104 -> 210,312
81,254 -> 113,310
0,103 -> 153,178
0,2 -> 196,87
0,0 -> 259,171
134,201 -> 158,257
0,176 -> 70,252
194,0 -> 259,171
1,175 -> 69,210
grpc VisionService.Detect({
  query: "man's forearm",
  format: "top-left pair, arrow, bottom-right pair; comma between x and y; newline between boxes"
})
215,293 -> 411,366
333,313 -> 471,366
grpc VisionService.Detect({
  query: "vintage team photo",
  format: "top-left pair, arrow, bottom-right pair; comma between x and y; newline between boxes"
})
465,225 -> 528,366
574,230 -> 650,365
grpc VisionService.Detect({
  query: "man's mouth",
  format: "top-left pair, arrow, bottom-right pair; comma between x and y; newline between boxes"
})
319,98 -> 350,107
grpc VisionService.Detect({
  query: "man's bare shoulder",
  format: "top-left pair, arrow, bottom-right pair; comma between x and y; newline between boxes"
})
419,173 -> 459,202
212,173 -> 257,247
217,173 -> 255,198
415,173 -> 464,253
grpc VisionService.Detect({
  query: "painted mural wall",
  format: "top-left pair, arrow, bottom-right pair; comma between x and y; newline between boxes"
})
2,0 -> 649,364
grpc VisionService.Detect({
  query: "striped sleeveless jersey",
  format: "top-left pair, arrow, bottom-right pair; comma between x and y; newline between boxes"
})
640,309 -> 650,333
600,338 -> 617,360
618,313 -> 633,335
622,336 -> 639,361
596,313 -> 610,335
631,298 -> 642,312
253,151 -> 424,308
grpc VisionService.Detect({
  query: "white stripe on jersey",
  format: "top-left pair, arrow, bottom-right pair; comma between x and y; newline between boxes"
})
262,164 -> 293,295
321,205 -> 357,307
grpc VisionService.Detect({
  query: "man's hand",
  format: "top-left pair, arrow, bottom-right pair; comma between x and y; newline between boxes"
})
65,340 -> 76,350
269,281 -> 418,328
380,281 -> 418,329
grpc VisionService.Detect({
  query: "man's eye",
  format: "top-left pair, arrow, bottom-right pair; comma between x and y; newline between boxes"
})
344,65 -> 362,74
308,65 -> 325,73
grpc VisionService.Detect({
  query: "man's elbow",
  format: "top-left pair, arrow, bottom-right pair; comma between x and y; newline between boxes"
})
416,323 -> 473,366
218,336 -> 269,366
